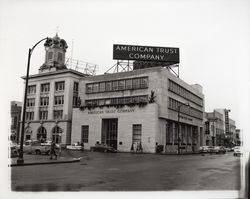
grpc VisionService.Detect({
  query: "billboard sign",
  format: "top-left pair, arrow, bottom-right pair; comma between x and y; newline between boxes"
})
113,44 -> 179,63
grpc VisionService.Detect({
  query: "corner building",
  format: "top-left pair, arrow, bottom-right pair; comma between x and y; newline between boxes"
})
20,35 -> 87,146
71,66 -> 205,153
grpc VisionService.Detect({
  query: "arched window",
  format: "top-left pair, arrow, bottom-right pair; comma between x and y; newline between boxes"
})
25,127 -> 32,141
37,126 -> 47,142
52,126 -> 63,144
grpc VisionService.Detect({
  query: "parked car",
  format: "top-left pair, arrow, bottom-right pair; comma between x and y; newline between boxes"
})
26,141 -> 52,155
66,143 -> 83,150
233,146 -> 243,156
199,146 -> 210,153
90,143 -> 117,153
210,146 -> 226,154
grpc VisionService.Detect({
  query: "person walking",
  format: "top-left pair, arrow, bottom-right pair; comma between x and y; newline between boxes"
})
50,141 -> 57,160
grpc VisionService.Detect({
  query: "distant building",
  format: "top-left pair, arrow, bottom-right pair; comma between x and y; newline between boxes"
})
71,66 -> 205,153
235,129 -> 242,146
205,109 -> 237,147
10,101 -> 22,143
19,34 -> 88,146
204,110 -> 224,146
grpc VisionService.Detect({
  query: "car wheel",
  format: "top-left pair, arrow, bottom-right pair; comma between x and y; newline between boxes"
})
46,150 -> 50,155
35,150 -> 41,155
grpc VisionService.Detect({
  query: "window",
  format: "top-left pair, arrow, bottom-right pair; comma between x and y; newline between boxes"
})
48,52 -> 53,60
39,111 -> 48,120
37,127 -> 47,141
132,78 -> 140,89
132,96 -> 139,103
73,96 -> 78,107
28,85 -> 36,94
139,96 -> 148,103
53,110 -> 63,119
117,97 -> 124,104
73,82 -> 79,92
112,81 -> 118,91
132,124 -> 142,143
41,83 -> 50,93
105,82 -> 112,91
55,81 -> 65,91
125,79 -> 132,89
118,80 -> 125,90
93,83 -> 99,93
25,111 -> 34,120
81,125 -> 89,143
57,52 -> 63,62
54,96 -> 64,105
105,99 -> 111,105
86,84 -> 93,93
52,126 -> 63,144
99,82 -> 105,92
27,98 -> 35,107
140,77 -> 148,88
99,99 -> 105,106
40,97 -> 49,106
166,122 -> 172,144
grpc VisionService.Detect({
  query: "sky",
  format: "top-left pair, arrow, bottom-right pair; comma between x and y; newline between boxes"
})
0,0 -> 250,197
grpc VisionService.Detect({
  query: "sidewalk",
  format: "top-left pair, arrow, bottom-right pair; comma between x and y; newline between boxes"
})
10,154 -> 81,167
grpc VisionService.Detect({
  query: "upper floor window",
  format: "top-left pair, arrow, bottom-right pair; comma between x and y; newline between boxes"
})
27,98 -> 35,107
73,82 -> 79,92
28,85 -> 36,94
48,52 -> 53,60
41,83 -> 50,93
55,81 -> 65,91
40,97 -> 49,106
53,110 -> 63,119
39,111 -> 48,120
85,76 -> 148,94
57,52 -> 63,62
54,96 -> 64,105
26,111 -> 34,121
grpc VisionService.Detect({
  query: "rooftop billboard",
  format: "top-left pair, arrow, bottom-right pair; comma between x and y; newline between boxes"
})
113,44 -> 179,63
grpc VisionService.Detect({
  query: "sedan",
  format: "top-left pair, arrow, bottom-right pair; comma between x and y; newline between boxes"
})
90,144 -> 117,153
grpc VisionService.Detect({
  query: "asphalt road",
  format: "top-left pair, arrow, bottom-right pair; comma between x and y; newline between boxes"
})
11,150 -> 241,191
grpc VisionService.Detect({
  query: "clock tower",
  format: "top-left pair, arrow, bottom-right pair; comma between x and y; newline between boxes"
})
39,34 -> 68,73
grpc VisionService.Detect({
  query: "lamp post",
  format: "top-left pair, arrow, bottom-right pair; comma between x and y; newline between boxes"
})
17,37 -> 48,164
177,102 -> 190,155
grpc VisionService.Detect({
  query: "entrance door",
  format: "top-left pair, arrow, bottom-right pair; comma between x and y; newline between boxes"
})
102,119 -> 118,149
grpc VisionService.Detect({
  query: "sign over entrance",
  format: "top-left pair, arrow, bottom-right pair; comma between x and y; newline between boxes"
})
113,44 -> 179,63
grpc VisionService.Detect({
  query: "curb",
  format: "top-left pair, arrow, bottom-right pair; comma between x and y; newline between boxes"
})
9,158 -> 81,167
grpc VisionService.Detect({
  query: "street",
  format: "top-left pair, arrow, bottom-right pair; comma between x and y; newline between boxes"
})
11,150 -> 241,191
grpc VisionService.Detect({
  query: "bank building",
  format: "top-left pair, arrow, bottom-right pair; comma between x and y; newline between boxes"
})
20,35 -> 205,153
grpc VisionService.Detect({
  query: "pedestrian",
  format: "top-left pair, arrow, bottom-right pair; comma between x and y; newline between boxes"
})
81,142 -> 84,151
50,141 -> 57,160
130,143 -> 134,152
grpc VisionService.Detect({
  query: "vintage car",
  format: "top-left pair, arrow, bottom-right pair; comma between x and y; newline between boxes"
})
233,146 -> 243,156
66,143 -> 83,150
199,146 -> 212,153
210,146 -> 226,154
90,143 -> 117,153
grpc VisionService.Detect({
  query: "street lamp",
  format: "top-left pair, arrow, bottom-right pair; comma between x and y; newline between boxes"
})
177,102 -> 190,155
17,37 -> 48,164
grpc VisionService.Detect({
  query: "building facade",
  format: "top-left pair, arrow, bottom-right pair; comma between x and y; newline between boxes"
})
19,35 -> 87,146
205,109 -> 237,147
204,110 -> 225,146
11,101 -> 22,143
71,66 -> 205,153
